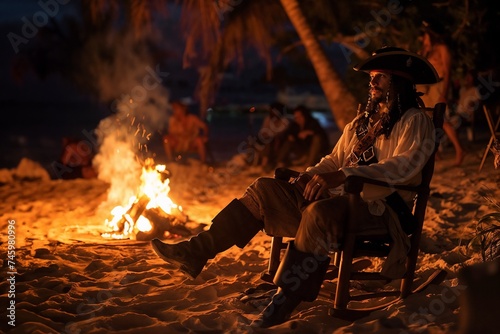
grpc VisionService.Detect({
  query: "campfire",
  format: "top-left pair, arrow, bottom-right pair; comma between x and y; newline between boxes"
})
101,158 -> 192,241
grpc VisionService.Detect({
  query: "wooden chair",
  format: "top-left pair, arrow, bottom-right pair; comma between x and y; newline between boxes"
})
478,104 -> 500,172
262,102 -> 448,320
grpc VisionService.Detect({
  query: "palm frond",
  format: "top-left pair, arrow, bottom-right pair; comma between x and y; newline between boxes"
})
181,0 -> 288,114
467,213 -> 500,262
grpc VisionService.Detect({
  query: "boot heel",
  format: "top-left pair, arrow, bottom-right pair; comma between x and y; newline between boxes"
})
151,238 -> 206,279
254,241 -> 331,327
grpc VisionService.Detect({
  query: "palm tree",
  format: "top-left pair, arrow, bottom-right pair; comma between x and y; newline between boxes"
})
179,0 -> 362,128
278,0 -> 358,128
25,1 -> 408,128
30,0 -> 496,130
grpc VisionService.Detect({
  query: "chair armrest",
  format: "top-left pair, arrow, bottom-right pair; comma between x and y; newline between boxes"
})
344,175 -> 423,194
274,167 -> 300,181
274,171 -> 425,194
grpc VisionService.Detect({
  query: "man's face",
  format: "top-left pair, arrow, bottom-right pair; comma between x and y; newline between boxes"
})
369,71 -> 391,103
293,110 -> 306,127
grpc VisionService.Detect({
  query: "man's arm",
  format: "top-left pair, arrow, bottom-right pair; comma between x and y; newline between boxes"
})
305,120 -> 355,173
288,121 -> 354,200
438,44 -> 452,103
190,115 -> 209,139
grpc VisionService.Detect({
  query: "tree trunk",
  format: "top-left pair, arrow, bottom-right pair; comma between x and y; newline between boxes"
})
280,0 -> 358,130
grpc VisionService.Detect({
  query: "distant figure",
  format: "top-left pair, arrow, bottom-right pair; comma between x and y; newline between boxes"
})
455,70 -> 481,141
417,19 -> 466,166
58,137 -> 97,179
162,100 -> 209,164
274,105 -> 330,168
254,102 -> 290,170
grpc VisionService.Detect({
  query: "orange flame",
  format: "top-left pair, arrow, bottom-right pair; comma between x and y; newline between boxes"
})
102,158 -> 182,239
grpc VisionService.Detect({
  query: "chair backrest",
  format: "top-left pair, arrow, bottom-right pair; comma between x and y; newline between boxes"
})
421,102 -> 446,191
413,102 -> 445,220
400,102 -> 445,296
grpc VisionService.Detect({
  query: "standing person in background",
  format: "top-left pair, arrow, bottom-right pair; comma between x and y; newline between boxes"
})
162,100 -> 209,164
417,19 -> 466,166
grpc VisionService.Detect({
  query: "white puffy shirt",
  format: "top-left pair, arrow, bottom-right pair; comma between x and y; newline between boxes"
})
306,108 -> 436,216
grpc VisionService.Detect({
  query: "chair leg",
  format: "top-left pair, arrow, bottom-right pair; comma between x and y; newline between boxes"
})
334,233 -> 356,310
400,261 -> 416,298
333,251 -> 341,267
478,137 -> 494,172
269,237 -> 284,274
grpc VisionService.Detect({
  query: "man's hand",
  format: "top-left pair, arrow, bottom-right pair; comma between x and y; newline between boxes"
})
303,171 -> 346,202
290,173 -> 311,195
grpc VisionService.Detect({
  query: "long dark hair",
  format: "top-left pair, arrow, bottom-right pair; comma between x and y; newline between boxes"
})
354,75 -> 421,138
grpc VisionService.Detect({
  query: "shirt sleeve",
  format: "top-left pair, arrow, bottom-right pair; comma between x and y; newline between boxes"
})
305,121 -> 356,174
340,111 -> 435,200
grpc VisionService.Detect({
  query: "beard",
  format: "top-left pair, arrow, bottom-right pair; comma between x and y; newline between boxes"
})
370,88 -> 384,103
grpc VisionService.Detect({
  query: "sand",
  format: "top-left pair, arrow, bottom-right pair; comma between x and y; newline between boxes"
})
1,141 -> 499,334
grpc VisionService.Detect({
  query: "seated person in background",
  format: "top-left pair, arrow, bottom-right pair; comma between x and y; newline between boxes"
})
274,105 -> 330,168
58,137 -> 97,179
254,101 -> 290,169
163,100 -> 209,164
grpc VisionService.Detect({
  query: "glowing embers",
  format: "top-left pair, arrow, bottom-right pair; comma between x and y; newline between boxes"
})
102,158 -> 188,241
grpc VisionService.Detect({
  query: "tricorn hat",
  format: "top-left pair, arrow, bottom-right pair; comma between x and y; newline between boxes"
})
353,46 -> 439,84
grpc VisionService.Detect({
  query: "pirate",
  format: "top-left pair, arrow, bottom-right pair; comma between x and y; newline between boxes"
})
151,46 -> 439,328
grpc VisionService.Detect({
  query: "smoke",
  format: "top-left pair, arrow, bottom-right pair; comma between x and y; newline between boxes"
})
87,30 -> 170,208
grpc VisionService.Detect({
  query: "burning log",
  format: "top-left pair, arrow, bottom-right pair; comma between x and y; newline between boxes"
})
143,207 -> 187,231
115,195 -> 150,233
137,207 -> 193,241
101,158 -> 198,241
103,197 -> 191,241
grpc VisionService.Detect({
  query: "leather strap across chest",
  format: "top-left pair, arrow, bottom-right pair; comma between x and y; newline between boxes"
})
346,118 -> 384,167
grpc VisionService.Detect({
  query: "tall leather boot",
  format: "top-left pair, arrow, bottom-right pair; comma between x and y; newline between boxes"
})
151,199 -> 263,279
253,241 -> 330,328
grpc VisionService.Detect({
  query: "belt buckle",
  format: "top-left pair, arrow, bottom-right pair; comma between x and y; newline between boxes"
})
347,150 -> 360,166
362,146 -> 375,162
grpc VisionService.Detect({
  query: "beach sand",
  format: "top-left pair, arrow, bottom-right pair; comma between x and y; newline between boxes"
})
1,141 -> 499,334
